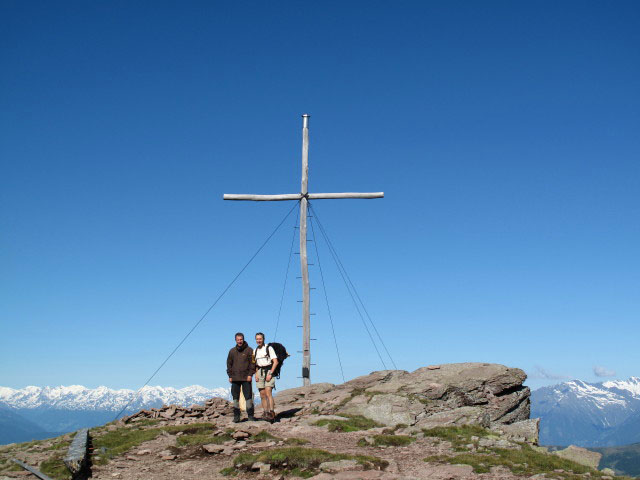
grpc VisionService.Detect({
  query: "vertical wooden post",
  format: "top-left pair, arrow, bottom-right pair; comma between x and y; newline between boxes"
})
223,113 -> 384,385
300,114 -> 311,386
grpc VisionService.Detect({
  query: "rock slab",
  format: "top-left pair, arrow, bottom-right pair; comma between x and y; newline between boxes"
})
275,363 -> 532,434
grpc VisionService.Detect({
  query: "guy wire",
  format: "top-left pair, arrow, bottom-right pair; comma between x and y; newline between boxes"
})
113,201 -> 299,421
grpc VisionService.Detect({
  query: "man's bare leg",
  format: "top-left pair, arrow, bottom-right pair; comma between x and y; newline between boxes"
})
258,388 -> 268,418
264,386 -> 275,420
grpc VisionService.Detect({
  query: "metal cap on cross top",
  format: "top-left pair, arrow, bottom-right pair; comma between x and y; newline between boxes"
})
223,115 -> 383,386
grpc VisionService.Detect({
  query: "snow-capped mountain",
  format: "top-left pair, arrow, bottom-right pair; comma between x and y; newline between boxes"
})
0,385 -> 229,445
532,377 -> 640,447
0,385 -> 229,411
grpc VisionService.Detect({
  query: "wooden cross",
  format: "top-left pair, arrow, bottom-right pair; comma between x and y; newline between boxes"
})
224,114 -> 383,386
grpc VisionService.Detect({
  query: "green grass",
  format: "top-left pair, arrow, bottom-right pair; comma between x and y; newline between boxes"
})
337,388 -> 365,407
171,424 -> 229,447
288,467 -> 316,478
39,456 -> 72,480
163,423 -> 215,434
407,393 -> 431,405
4,438 -> 46,452
313,414 -> 383,432
44,440 -> 71,451
232,447 -> 387,477
4,422 -> 238,477
284,437 -> 310,445
358,434 -> 415,447
178,427 -> 279,447
132,418 -> 161,427
220,466 -> 238,476
421,425 -> 493,450
176,432 -> 232,447
33,430 -> 83,479
91,422 -> 222,454
381,423 -> 408,435
252,430 -> 281,442
422,425 -> 491,442
337,388 -> 386,408
91,427 -> 163,465
176,433 -> 214,446
424,445 -> 634,480
0,458 -> 23,472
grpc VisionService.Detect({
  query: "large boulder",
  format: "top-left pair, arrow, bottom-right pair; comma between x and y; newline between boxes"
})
492,418 -> 540,444
275,363 -> 533,436
553,445 -> 602,469
340,393 -> 424,426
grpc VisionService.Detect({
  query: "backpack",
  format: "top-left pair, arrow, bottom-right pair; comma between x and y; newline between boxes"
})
266,342 -> 289,378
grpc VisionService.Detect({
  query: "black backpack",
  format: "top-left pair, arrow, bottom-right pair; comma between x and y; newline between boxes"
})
266,342 -> 289,378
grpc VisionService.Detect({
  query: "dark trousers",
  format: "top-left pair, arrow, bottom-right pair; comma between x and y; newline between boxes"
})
231,381 -> 253,409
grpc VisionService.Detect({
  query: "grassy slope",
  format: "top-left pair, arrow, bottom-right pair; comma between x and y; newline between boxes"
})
4,418 -> 639,480
421,426 -> 637,480
591,443 -> 640,477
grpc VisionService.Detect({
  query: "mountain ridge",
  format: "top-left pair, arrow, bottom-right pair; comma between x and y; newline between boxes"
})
0,385 -> 230,444
0,384 -> 230,410
532,376 -> 640,447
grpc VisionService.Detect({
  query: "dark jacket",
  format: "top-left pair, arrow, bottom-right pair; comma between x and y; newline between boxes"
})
227,342 -> 255,381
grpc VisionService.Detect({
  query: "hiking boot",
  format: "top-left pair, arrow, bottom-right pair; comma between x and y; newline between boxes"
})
232,408 -> 241,423
247,407 -> 256,422
269,410 -> 276,423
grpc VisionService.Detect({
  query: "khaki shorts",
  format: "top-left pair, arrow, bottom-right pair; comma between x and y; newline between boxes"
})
256,367 -> 276,389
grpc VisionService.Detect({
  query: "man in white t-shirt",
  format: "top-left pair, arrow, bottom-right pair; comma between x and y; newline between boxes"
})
254,332 -> 279,422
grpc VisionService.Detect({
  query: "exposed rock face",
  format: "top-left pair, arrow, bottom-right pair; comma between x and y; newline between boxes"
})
276,363 -> 531,431
553,445 -> 602,470
492,418 -> 540,444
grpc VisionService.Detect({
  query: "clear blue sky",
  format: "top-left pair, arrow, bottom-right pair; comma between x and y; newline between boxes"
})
1,1 -> 638,393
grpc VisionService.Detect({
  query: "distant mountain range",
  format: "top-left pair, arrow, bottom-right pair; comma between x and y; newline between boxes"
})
3,377 -> 640,453
531,377 -> 640,447
0,385 -> 229,445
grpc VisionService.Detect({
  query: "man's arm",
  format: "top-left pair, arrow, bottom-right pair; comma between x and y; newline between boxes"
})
249,348 -> 256,376
227,351 -> 233,380
269,358 -> 279,375
268,346 -> 278,376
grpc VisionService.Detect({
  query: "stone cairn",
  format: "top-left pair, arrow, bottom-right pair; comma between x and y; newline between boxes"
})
121,397 -> 232,425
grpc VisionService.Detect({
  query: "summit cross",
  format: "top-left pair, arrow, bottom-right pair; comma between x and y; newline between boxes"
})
223,114 -> 383,386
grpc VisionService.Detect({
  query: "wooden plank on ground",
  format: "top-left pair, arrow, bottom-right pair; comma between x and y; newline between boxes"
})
11,458 -> 54,480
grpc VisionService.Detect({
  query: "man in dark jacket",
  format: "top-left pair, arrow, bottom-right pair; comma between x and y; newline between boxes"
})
227,332 -> 256,422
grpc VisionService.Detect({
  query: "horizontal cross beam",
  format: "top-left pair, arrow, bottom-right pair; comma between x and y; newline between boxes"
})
223,192 -> 384,201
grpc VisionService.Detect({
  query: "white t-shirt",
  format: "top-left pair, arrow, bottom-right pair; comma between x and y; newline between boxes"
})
255,345 -> 277,368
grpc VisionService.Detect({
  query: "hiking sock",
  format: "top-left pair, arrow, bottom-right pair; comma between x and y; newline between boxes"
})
246,399 -> 255,421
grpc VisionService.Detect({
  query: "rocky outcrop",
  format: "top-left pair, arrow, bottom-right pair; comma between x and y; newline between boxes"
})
553,445 -> 602,470
122,363 -> 536,443
275,363 -> 533,436
491,418 -> 539,443
121,396 -> 231,424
